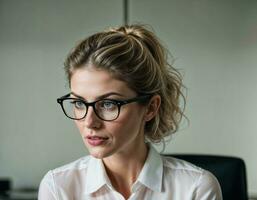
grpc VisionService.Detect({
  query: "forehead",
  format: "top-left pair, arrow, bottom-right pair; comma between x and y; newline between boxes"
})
70,67 -> 136,100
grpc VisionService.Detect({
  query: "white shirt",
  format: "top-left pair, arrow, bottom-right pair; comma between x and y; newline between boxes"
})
38,145 -> 222,200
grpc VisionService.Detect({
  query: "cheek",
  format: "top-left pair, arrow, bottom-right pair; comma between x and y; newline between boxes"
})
109,108 -> 145,136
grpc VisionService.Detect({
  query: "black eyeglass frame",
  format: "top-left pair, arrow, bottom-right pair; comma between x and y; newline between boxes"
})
57,93 -> 152,121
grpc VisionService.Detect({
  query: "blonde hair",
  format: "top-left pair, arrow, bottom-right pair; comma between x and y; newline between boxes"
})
64,24 -> 186,143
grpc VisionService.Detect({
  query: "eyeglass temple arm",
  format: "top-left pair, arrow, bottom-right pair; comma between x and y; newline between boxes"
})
121,95 -> 152,105
57,93 -> 71,103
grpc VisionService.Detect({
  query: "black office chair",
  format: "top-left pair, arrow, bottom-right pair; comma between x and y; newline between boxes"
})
164,154 -> 249,200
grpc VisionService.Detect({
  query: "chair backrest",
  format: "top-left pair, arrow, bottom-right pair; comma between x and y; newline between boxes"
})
164,154 -> 248,200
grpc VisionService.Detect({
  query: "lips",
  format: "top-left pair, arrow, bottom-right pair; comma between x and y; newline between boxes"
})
86,136 -> 109,146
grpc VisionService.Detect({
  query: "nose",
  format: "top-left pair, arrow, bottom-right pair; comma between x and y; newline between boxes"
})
83,106 -> 101,129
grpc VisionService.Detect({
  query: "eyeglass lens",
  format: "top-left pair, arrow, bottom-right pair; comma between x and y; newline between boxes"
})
62,99 -> 119,121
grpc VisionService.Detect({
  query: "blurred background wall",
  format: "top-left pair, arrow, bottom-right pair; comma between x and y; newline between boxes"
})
0,0 -> 256,196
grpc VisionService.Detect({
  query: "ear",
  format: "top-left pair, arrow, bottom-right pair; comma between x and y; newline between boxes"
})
144,95 -> 161,122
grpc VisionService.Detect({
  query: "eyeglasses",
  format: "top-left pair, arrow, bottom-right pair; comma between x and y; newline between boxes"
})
57,93 -> 152,121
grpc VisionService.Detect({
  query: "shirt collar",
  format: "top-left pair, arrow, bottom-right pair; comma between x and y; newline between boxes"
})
136,144 -> 163,192
85,144 -> 163,194
85,156 -> 112,194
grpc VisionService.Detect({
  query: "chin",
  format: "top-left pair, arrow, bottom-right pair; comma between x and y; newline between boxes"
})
90,152 -> 105,159
88,148 -> 110,159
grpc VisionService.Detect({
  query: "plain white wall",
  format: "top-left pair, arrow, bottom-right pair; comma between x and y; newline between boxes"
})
0,0 -> 123,189
130,0 -> 257,196
0,0 -> 257,196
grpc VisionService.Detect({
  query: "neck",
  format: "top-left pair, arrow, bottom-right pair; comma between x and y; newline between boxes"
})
103,143 -> 148,198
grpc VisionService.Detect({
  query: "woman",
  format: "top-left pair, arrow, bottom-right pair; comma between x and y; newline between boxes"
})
38,24 -> 222,200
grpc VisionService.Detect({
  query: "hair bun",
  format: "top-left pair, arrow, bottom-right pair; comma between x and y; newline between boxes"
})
108,24 -> 145,39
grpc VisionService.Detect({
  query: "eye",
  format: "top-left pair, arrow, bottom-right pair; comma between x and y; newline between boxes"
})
98,100 -> 117,111
71,100 -> 85,109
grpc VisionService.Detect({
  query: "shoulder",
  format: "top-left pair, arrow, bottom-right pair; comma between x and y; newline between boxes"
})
38,156 -> 92,199
161,156 -> 222,199
40,155 -> 91,185
161,155 -> 205,186
162,155 -> 205,176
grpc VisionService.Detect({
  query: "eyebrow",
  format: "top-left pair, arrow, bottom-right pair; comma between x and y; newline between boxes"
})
70,91 -> 125,101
